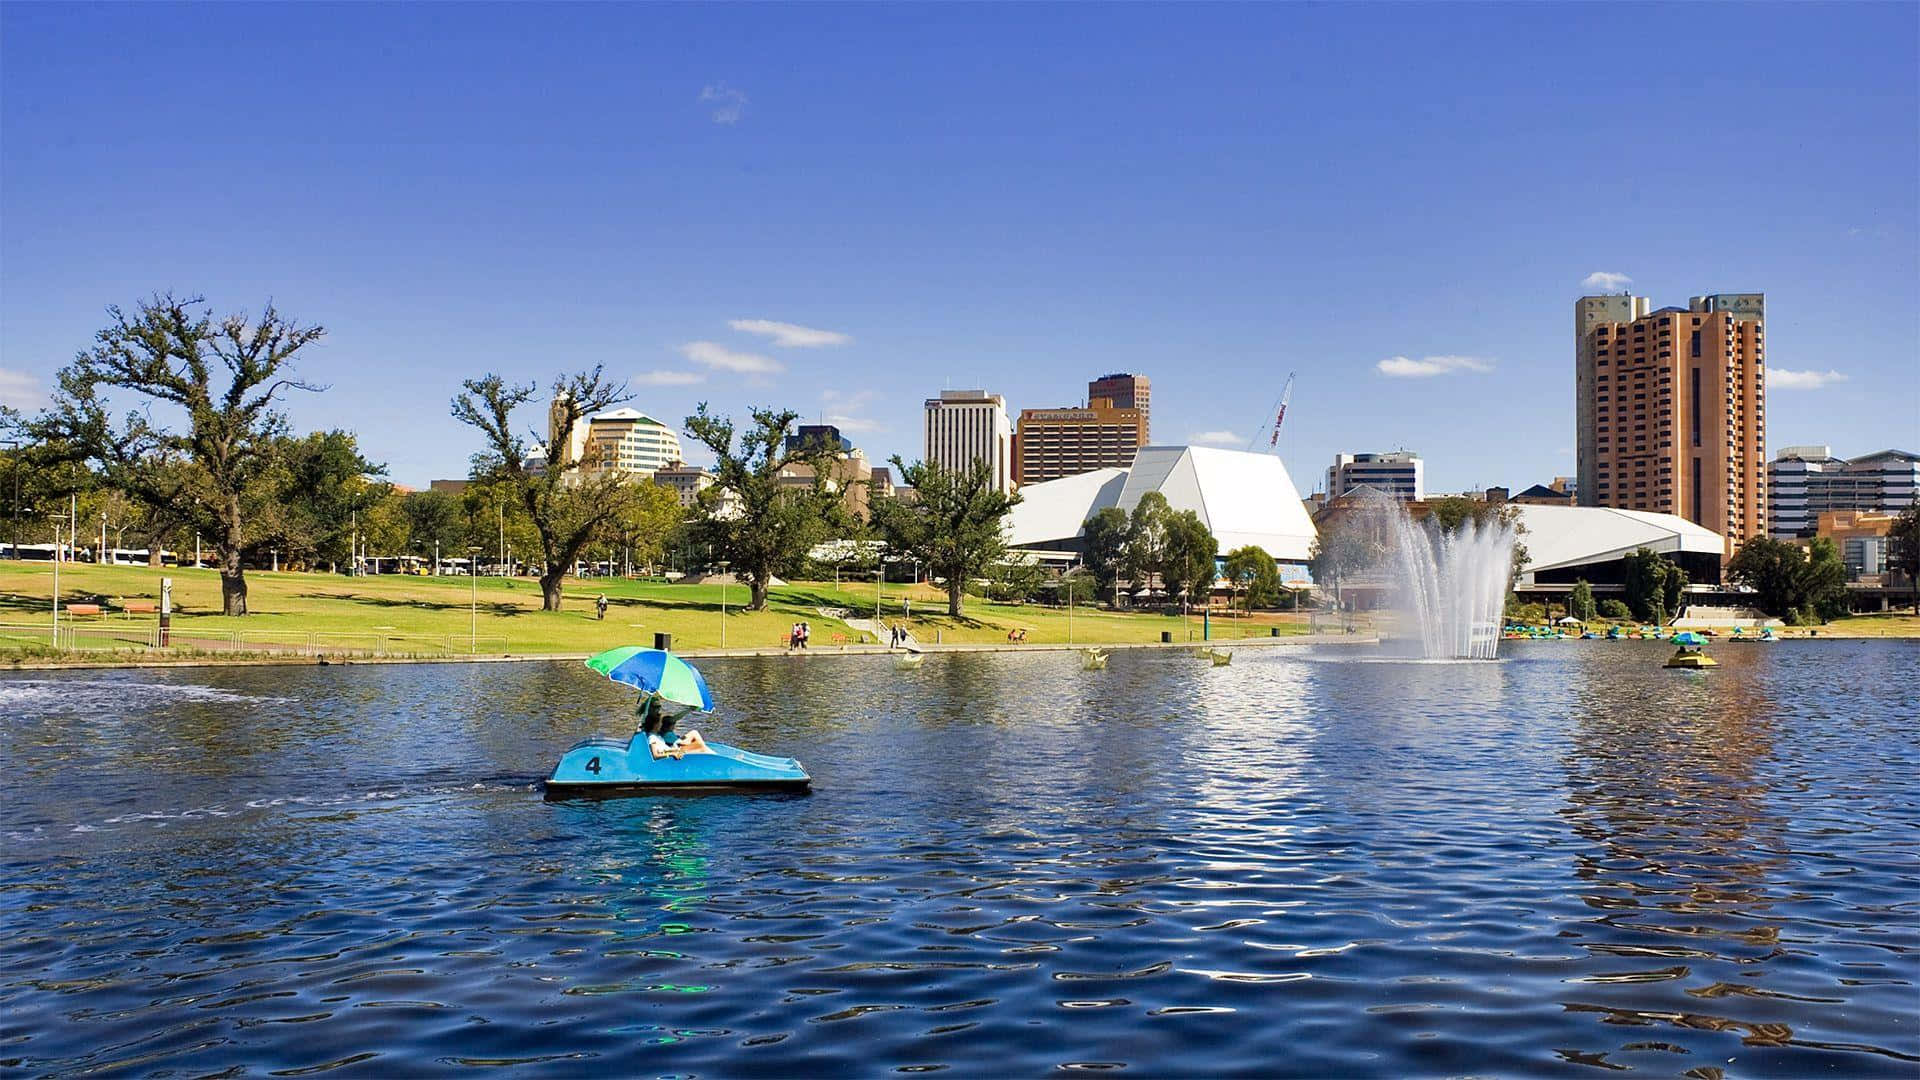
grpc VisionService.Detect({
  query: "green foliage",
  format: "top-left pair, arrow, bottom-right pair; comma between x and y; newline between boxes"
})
1569,578 -> 1597,621
402,489 -> 468,561
1223,545 -> 1283,609
1427,496 -> 1530,583
983,558 -> 1047,603
870,456 -> 1022,617
1622,547 -> 1687,623
1159,509 -> 1217,605
1726,536 -> 1850,622
266,430 -> 387,567
1123,492 -> 1171,596
1081,507 -> 1130,600
1506,600 -> 1547,625
1599,598 -> 1632,620
681,404 -> 850,611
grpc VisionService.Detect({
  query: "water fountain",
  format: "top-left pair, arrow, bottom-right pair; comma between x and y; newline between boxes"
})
1338,492 -> 1517,660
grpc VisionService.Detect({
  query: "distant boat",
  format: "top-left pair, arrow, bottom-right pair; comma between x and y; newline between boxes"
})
1080,648 -> 1109,670
895,652 -> 925,669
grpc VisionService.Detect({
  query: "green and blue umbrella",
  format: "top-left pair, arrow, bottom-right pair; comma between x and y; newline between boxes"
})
1671,631 -> 1708,647
585,646 -> 715,710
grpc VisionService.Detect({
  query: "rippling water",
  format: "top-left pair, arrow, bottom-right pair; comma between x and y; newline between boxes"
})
2,641 -> 1916,1076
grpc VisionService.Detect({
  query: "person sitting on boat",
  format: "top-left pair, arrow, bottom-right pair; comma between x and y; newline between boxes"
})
636,692 -> 711,759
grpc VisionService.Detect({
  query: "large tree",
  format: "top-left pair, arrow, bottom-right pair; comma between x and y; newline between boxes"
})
682,404 -> 843,611
402,489 -> 469,569
1081,506 -> 1130,604
37,294 -> 326,615
264,429 -> 386,569
1224,545 -> 1282,611
451,367 -> 641,611
1123,491 -> 1171,599
1159,508 -> 1217,609
870,457 -> 1022,617
1622,546 -> 1688,623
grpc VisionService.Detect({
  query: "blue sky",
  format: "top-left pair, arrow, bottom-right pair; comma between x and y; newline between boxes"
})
3,2 -> 1914,492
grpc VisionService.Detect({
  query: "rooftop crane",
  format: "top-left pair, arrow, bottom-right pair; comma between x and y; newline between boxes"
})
1247,372 -> 1297,453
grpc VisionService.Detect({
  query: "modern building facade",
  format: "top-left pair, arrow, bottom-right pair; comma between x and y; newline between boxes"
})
585,409 -> 685,477
1769,446 -> 1920,538
1326,451 -> 1424,502
1574,292 -> 1767,553
1087,373 -> 1150,438
1014,404 -> 1148,485
924,390 -> 1014,493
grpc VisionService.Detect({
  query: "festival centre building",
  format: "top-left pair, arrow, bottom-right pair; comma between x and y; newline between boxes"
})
1004,445 -> 1320,578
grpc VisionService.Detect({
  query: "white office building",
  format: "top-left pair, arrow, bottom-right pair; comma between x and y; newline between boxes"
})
586,408 -> 685,476
924,390 -> 1014,493
1327,451 -> 1424,502
1769,445 -> 1920,538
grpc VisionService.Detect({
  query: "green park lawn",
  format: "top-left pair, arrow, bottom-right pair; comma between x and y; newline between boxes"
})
0,561 -> 1312,659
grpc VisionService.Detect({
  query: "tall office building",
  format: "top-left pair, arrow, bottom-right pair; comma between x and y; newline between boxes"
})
1769,445 -> 1920,538
1574,292 -> 1766,552
924,390 -> 1014,493
1326,451 -> 1424,502
1014,404 -> 1148,485
1087,373 -> 1150,440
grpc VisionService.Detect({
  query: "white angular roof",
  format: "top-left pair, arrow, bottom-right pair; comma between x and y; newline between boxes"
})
1005,447 -> 1318,561
1119,446 -> 1318,561
1005,468 -> 1129,548
1512,505 -> 1723,584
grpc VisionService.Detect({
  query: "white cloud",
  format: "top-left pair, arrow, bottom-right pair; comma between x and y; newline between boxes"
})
1188,429 -> 1246,446
729,318 -> 851,348
679,341 -> 783,376
1769,368 -> 1849,391
632,370 -> 706,387
1376,354 -> 1494,378
699,83 -> 748,125
0,367 -> 45,410
1581,271 -> 1633,291
821,389 -> 883,434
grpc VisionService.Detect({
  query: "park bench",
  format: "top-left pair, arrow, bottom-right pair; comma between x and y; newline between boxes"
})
65,603 -> 103,617
120,601 -> 158,615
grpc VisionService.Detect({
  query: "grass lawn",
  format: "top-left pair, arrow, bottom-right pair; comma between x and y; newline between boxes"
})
0,561 -> 1314,658
1823,610 -> 1920,638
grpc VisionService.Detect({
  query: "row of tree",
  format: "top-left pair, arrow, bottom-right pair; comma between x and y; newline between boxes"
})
1080,493 -> 1219,607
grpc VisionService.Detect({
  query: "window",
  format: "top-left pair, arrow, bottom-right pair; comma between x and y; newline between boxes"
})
1690,368 -> 1702,448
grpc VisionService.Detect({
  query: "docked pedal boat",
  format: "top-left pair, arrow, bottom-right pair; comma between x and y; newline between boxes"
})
544,732 -> 811,798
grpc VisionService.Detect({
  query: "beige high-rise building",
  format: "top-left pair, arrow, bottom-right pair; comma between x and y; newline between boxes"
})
1574,292 -> 1766,553
1014,404 -> 1147,485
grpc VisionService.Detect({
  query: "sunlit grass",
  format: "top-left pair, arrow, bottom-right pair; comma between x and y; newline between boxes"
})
0,561 -> 1315,657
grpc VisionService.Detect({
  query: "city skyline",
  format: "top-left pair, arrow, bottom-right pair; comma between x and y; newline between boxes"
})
2,4 -> 1914,493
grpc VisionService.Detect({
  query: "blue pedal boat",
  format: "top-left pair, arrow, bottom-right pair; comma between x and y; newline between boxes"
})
546,732 -> 811,798
544,646 -> 811,799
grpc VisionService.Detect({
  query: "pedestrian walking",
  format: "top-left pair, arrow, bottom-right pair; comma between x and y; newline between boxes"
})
595,594 -> 608,621
800,621 -> 811,649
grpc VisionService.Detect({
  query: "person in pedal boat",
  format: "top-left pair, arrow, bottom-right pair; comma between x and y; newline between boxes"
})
636,691 -> 711,759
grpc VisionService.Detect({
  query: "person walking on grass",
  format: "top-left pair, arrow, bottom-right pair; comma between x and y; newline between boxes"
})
595,594 -> 608,621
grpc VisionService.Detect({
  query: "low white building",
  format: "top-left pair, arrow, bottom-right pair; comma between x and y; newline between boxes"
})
1509,504 -> 1725,590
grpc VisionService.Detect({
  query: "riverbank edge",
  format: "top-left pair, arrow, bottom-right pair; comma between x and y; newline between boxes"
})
0,633 -> 1381,671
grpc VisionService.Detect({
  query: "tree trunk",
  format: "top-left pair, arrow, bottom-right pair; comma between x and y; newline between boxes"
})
948,580 -> 964,618
540,570 -> 565,611
750,580 -> 768,611
220,548 -> 248,616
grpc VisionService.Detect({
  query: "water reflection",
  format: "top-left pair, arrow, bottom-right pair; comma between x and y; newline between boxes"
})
1,644 -> 1915,1076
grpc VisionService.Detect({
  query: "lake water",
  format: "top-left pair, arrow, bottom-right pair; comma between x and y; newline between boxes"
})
3,641 -> 1916,1077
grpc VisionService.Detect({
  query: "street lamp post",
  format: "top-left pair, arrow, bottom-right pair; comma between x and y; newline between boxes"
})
468,546 -> 480,654
2,439 -> 19,558
45,509 -> 60,648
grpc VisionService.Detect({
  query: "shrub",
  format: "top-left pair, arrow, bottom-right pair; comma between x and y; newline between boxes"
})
1599,599 -> 1632,620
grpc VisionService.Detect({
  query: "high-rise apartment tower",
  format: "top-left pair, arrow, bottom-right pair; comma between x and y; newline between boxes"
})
1574,293 -> 1766,553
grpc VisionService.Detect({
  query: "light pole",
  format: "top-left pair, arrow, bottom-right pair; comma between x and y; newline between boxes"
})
44,509 -> 60,648
468,546 -> 480,654
2,438 -> 19,558
716,559 -> 729,648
